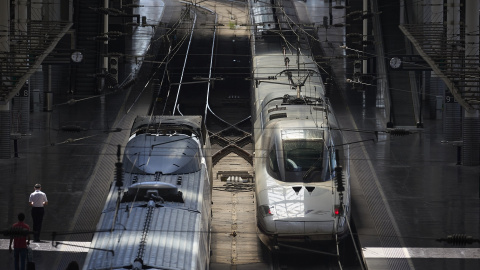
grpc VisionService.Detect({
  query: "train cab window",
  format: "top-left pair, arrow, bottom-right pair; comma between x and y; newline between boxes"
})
279,129 -> 326,182
124,133 -> 202,175
283,140 -> 324,172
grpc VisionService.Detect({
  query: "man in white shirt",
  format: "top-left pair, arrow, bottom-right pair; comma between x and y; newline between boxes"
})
29,184 -> 48,242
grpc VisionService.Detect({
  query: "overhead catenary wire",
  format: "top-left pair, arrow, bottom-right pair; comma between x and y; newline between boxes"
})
173,10 -> 197,115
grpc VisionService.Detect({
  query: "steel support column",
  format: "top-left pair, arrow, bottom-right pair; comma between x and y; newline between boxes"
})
462,0 -> 479,166
12,84 -> 30,134
0,102 -> 12,159
1,0 -> 10,105
0,0 -> 8,51
100,0 -> 109,92
44,65 -> 53,112
444,103 -> 462,141
463,111 -> 480,165
362,0 -> 368,74
1,0 -> 11,158
428,0 -> 444,119
443,0 -> 461,141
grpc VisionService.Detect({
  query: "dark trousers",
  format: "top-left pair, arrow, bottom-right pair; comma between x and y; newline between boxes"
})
14,248 -> 27,270
31,207 -> 44,241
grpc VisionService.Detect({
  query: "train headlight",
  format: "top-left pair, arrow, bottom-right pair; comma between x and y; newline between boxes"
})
334,204 -> 344,216
258,205 -> 273,217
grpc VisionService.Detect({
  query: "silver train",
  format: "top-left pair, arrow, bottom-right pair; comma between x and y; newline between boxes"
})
249,1 -> 351,248
251,0 -> 277,33
83,116 -> 212,270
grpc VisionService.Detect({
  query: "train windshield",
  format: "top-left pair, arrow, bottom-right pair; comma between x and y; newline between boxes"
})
283,140 -> 323,172
277,129 -> 327,182
124,133 -> 202,175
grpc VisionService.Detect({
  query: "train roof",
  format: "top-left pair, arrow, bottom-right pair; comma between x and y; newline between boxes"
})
84,169 -> 208,270
131,115 -> 203,135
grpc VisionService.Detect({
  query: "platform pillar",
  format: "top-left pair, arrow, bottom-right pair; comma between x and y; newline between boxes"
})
463,111 -> 480,166
462,0 -> 479,166
427,0 -> 444,120
443,0 -> 462,141
0,102 -> 12,159
13,83 -> 30,134
0,0 -> 9,52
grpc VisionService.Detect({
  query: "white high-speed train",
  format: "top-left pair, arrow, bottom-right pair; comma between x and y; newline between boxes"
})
83,116 -> 212,270
251,0 -> 277,33
249,2 -> 350,248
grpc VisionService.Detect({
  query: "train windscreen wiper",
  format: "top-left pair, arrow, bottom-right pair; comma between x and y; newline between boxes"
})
302,157 -> 323,181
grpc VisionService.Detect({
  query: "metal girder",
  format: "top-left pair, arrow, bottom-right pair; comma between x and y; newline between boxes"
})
399,24 -> 479,112
0,21 -> 73,104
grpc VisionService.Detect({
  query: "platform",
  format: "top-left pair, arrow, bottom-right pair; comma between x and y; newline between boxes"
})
0,1 -> 175,269
304,1 -> 480,269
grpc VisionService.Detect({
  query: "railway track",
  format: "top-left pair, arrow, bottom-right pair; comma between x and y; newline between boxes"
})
143,1 -> 263,267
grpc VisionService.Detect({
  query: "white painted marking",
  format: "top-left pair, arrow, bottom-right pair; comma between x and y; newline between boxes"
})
363,247 -> 480,259
0,239 -> 89,253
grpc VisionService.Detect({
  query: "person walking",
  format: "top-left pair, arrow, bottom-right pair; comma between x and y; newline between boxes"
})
29,183 -> 48,242
9,213 -> 31,270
